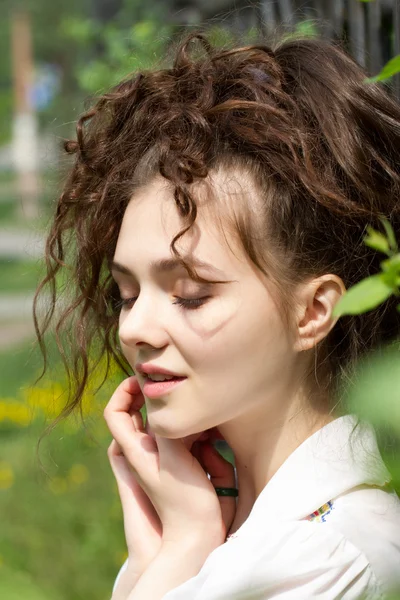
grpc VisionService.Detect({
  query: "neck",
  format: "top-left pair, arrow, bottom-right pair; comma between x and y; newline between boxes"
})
224,403 -> 335,537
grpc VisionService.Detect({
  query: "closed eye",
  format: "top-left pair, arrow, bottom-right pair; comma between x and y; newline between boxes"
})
115,296 -> 210,311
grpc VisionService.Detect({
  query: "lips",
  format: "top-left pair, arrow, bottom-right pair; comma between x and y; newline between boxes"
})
142,376 -> 187,398
135,362 -> 185,378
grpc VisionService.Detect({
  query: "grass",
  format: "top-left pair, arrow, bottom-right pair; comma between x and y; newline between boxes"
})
0,336 -> 45,397
0,200 -> 17,223
0,565 -> 61,600
0,337 -> 129,600
0,199 -> 55,229
0,169 -> 60,228
0,257 -> 46,293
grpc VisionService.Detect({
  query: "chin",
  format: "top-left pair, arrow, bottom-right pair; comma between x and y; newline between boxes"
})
147,417 -> 198,441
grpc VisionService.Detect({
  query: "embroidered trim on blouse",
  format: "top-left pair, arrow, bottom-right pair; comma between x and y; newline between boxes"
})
305,500 -> 334,523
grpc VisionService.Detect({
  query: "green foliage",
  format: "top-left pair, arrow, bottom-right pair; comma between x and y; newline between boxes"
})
343,346 -> 400,434
206,24 -> 260,49
61,15 -> 171,95
359,0 -> 400,85
0,338 -> 129,600
282,19 -> 319,42
365,54 -> 400,83
0,90 -> 12,146
333,274 -> 394,317
0,258 -> 46,293
364,225 -> 392,255
0,565 -> 59,600
341,345 -> 400,494
333,219 -> 400,317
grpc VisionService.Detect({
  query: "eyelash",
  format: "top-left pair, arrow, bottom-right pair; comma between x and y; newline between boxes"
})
115,296 -> 210,312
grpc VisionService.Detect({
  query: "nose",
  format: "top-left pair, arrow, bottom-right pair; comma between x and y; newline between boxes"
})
118,292 -> 169,350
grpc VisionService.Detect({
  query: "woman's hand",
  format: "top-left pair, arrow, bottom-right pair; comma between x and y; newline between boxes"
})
104,375 -> 236,558
106,381 -> 162,579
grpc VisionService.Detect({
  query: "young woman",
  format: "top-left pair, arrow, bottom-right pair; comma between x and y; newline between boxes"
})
34,33 -> 400,599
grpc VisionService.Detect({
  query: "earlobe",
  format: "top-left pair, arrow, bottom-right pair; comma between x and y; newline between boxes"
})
293,275 -> 346,353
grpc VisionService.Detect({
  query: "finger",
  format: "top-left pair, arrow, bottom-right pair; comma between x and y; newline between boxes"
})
208,427 -> 225,442
104,377 -> 159,479
199,442 -> 235,487
190,440 -> 204,467
107,441 -> 162,550
131,405 -> 146,433
107,375 -> 145,415
199,441 -> 236,531
104,376 -> 145,442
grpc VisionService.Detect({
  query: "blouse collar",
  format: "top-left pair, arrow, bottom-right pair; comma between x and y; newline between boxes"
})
233,414 -> 392,537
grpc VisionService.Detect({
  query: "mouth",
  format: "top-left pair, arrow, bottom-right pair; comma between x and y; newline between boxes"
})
143,376 -> 187,398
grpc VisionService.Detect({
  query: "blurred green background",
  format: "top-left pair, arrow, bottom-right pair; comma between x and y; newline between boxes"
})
1,0 -> 400,599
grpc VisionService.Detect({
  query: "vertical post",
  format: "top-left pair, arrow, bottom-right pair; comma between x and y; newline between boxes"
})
276,0 -> 294,28
367,0 -> 382,75
394,0 -> 400,101
328,0 -> 344,41
260,0 -> 278,38
348,0 -> 366,67
11,9 -> 41,221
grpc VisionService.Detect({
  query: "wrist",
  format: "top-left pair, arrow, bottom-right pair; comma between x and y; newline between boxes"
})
157,536 -> 223,564
111,559 -> 144,600
160,526 -> 225,556
126,539 -> 218,600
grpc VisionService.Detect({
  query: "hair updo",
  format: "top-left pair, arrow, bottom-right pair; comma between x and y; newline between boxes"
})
34,32 -> 400,434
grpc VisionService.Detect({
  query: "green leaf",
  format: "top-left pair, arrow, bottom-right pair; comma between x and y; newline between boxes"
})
333,274 -> 394,317
380,217 -> 398,252
364,226 -> 390,255
364,54 -> 400,83
60,16 -> 98,44
282,19 -> 318,42
343,346 -> 400,435
381,254 -> 400,272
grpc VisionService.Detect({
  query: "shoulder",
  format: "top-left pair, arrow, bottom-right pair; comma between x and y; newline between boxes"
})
220,487 -> 400,600
239,518 -> 384,600
321,484 -> 400,596
160,520 -> 383,600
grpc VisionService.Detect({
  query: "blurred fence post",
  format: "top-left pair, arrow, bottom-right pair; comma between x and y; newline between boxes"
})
394,0 -> 400,101
11,9 -> 41,221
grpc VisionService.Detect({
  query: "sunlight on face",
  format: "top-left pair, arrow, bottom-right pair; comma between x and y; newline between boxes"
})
111,173 -> 297,438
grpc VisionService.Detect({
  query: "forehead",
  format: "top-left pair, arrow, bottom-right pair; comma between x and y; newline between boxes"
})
114,172 -> 257,274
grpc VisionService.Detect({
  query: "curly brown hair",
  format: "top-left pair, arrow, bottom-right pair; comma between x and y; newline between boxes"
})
33,32 -> 400,444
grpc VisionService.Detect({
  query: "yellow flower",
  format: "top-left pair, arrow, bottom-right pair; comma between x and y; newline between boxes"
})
0,462 -> 14,489
0,400 -> 32,427
68,464 -> 89,486
23,383 -> 67,417
48,476 -> 68,495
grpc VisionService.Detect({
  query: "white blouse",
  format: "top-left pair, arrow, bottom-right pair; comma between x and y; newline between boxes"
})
112,415 -> 400,599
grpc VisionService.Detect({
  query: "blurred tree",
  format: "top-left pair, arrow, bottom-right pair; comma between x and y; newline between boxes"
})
1,0 -> 93,142
61,0 -> 172,97
0,15 -> 12,145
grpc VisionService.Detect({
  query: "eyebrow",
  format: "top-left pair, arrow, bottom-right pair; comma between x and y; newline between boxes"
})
110,257 -> 226,279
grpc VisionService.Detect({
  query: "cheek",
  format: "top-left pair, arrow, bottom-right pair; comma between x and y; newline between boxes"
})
197,294 -> 289,382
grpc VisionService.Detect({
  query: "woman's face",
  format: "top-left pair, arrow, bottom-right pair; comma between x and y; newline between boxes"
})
111,174 -> 299,439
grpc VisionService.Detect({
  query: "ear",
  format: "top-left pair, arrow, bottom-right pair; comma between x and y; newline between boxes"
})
293,275 -> 346,352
